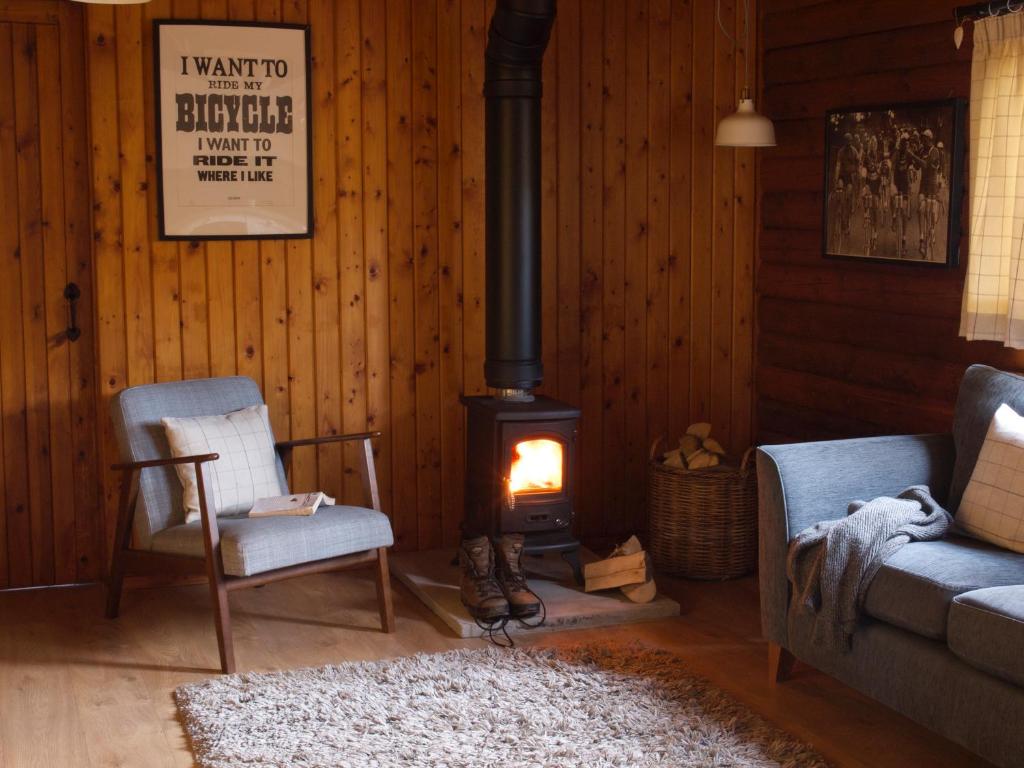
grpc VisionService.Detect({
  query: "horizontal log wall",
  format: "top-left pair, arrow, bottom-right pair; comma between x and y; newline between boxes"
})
758,0 -> 1024,444
81,0 -> 758,566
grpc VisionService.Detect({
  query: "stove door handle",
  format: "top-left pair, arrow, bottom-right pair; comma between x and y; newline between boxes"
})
502,477 -> 516,513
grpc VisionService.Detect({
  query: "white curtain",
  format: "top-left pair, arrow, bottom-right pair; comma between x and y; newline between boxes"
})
960,13 -> 1024,347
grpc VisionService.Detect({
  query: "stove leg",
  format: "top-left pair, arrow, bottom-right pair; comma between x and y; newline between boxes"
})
561,547 -> 584,586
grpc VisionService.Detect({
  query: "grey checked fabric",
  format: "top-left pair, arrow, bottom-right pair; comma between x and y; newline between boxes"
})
109,377 -> 288,547
150,505 -> 393,576
163,405 -> 285,522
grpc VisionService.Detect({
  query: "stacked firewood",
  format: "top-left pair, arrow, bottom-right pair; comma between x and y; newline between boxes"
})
583,535 -> 656,603
661,423 -> 726,470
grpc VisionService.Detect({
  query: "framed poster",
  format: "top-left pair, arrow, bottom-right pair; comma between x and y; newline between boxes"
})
823,99 -> 966,266
154,20 -> 312,240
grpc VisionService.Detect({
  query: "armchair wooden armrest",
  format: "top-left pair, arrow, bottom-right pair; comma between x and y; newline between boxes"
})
111,452 -> 220,472
274,431 -> 381,451
106,450 -> 222,621
275,431 -> 382,513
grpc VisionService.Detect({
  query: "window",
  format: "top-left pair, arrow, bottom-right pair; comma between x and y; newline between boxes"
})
961,14 -> 1024,347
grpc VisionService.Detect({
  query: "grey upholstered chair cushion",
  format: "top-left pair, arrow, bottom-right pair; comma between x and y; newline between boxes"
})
864,535 -> 1024,640
950,365 -> 1024,513
149,505 -> 393,577
948,586 -> 1024,688
109,377 -> 288,548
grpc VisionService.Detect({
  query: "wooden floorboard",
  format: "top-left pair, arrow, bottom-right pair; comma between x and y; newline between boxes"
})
0,575 -> 990,767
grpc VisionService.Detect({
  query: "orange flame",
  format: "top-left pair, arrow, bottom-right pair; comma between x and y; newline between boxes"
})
508,438 -> 563,494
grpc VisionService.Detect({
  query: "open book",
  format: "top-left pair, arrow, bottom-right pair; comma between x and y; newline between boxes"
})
249,492 -> 336,518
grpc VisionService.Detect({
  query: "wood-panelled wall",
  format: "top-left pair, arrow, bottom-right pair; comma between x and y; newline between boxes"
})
0,1 -> 102,589
83,0 -> 758,566
758,0 -> 1024,444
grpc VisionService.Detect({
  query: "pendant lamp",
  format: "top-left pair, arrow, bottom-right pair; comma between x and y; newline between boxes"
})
715,0 -> 775,148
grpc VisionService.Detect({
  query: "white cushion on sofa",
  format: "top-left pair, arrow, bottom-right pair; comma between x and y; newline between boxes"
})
162,404 -> 285,523
958,403 -> 1024,553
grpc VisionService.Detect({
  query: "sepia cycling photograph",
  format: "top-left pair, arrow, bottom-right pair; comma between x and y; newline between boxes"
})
823,100 -> 965,266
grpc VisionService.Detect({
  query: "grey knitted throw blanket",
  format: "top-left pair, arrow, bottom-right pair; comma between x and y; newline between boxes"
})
786,485 -> 952,652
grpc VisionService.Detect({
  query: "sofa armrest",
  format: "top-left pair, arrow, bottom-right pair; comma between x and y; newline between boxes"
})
756,433 -> 955,648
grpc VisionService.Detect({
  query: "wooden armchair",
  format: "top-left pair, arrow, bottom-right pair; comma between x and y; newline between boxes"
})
105,377 -> 395,674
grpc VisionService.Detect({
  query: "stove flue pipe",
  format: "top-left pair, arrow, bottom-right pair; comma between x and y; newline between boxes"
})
484,0 -> 556,399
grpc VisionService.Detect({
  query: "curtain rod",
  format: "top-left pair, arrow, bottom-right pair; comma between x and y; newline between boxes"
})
955,0 -> 1024,25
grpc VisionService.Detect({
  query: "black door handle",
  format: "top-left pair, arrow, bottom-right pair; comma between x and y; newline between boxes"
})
64,282 -> 81,342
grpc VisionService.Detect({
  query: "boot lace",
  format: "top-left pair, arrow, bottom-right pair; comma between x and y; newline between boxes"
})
498,544 -> 547,632
469,561 -> 504,600
463,543 -> 548,647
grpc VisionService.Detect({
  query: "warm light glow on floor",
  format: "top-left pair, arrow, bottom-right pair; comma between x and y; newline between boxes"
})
508,438 -> 563,494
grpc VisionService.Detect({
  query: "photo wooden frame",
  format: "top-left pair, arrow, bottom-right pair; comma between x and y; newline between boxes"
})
822,98 -> 966,267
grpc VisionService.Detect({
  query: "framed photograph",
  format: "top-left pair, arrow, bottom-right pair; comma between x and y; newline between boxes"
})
154,20 -> 312,240
823,99 -> 966,266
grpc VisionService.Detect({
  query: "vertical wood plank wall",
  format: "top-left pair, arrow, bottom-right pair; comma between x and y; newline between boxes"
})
758,0 -> 1024,444
0,1 -> 102,589
82,0 -> 758,565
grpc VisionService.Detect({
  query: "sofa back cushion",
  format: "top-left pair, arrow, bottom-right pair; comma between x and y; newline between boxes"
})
957,403 -> 1024,552
951,365 -> 1024,513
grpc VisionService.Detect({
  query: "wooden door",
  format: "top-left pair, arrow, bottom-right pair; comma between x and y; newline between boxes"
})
0,1 -> 101,588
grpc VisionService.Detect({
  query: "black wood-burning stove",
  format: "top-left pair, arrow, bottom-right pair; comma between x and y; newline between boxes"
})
462,395 -> 582,582
461,0 -> 583,583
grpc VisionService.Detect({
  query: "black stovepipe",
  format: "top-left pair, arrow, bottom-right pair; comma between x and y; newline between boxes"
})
483,0 -> 557,394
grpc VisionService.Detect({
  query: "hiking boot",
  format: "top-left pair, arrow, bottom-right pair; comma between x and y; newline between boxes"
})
494,534 -> 541,619
459,536 -> 509,621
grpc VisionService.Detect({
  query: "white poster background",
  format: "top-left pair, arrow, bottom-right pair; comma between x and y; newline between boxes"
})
157,23 -> 310,238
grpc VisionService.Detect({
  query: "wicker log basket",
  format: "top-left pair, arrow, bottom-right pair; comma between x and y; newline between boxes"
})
647,439 -> 758,580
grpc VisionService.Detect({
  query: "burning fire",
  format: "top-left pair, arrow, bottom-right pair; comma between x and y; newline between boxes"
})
508,438 -> 563,494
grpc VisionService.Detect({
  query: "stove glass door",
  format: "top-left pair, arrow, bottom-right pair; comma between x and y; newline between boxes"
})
507,437 -> 563,494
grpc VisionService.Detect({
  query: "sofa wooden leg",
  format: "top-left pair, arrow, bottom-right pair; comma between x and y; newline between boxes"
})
768,642 -> 796,684
375,547 -> 396,633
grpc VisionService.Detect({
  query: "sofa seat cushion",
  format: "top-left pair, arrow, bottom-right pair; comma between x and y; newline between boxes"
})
150,505 -> 394,577
864,535 -> 1024,639
948,586 -> 1024,688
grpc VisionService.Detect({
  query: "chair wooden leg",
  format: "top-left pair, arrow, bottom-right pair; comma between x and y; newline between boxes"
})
105,551 -> 127,620
106,469 -> 139,619
375,547 -> 395,633
195,463 -> 235,673
768,642 -> 796,684
207,571 -> 236,674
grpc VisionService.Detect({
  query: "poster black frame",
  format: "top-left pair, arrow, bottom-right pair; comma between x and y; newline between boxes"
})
821,98 -> 967,268
153,18 -> 314,241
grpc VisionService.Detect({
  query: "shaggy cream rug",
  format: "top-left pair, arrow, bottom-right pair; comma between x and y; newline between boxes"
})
175,645 -> 829,768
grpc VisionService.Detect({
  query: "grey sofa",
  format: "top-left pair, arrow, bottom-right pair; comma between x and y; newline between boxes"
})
758,364 -> 1024,768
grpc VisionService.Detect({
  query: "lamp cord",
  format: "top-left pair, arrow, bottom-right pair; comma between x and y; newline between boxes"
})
716,0 -> 751,97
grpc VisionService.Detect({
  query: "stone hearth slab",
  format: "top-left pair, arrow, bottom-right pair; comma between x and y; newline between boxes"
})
391,548 -> 680,639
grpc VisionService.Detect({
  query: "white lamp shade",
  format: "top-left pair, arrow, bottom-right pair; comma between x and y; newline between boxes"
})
715,98 -> 776,148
